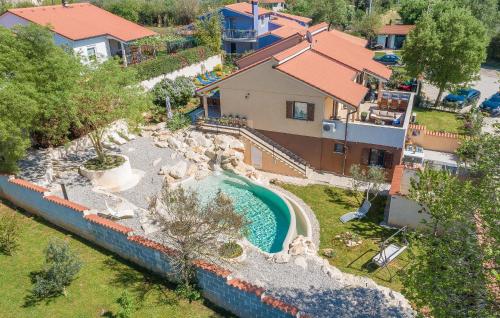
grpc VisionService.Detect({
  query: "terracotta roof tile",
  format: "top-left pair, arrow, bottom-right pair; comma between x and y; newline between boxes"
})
128,235 -> 177,256
84,214 -> 133,234
7,3 -> 156,41
276,50 -> 368,106
227,279 -> 265,296
378,24 -> 415,35
389,165 -> 404,196
329,29 -> 367,47
275,11 -> 311,24
193,259 -> 232,278
8,178 -> 48,193
262,295 -> 299,315
225,2 -> 271,17
44,195 -> 89,212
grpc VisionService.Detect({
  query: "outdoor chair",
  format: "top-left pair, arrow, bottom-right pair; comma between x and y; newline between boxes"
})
399,94 -> 410,111
339,200 -> 372,223
390,93 -> 400,110
196,75 -> 212,85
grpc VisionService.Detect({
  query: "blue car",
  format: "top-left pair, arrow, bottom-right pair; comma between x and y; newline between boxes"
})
374,54 -> 401,65
443,88 -> 481,108
480,93 -> 500,114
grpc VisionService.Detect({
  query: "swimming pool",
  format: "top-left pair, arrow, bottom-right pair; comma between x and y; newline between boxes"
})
184,172 -> 293,253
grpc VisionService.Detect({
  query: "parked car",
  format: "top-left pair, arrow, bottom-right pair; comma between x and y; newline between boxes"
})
443,88 -> 481,108
480,93 -> 500,114
398,79 -> 418,92
374,54 -> 401,65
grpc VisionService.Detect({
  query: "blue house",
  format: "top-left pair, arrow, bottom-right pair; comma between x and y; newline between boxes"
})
220,0 -> 310,54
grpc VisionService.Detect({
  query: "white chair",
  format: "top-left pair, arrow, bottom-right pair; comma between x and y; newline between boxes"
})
339,200 -> 372,223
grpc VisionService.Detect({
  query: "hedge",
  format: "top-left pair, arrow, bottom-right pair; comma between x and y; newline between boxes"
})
133,46 -> 218,81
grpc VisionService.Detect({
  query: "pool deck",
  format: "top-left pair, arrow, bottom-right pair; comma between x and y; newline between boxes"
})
17,129 -> 414,318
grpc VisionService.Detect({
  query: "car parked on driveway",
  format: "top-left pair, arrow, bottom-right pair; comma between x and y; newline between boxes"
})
374,54 -> 401,65
480,93 -> 500,114
443,88 -> 481,108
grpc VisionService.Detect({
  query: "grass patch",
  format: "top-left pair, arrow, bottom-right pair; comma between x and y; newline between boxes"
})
219,242 -> 243,259
413,107 -> 464,134
83,155 -> 125,171
278,183 -> 414,291
0,201 -> 229,318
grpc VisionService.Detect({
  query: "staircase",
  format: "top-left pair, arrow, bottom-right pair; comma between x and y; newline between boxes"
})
197,119 -> 311,177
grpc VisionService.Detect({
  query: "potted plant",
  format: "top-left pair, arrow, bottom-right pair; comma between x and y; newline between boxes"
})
361,111 -> 368,121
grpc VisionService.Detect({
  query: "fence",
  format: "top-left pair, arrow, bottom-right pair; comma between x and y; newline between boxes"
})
0,175 -> 307,318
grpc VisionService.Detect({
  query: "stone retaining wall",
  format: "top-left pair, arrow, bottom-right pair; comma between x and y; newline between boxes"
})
0,175 -> 307,318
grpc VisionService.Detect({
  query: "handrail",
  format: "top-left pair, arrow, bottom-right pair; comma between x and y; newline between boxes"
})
197,117 -> 309,175
222,29 -> 257,41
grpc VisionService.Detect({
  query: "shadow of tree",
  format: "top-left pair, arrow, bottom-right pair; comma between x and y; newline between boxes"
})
323,187 -> 359,210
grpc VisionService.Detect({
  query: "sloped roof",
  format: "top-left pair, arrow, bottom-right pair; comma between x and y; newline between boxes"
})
6,3 -> 156,42
377,24 -> 415,35
275,11 -> 311,24
276,50 -> 368,106
269,16 -> 307,38
225,2 -> 271,17
329,29 -> 367,47
312,30 -> 392,80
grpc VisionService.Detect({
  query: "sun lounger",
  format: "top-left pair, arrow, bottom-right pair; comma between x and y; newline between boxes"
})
196,75 -> 212,85
339,200 -> 372,223
372,243 -> 408,267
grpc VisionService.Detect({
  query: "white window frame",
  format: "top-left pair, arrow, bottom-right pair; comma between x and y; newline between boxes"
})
293,101 -> 308,120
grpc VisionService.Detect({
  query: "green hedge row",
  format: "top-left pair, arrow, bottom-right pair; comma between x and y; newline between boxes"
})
133,46 -> 218,81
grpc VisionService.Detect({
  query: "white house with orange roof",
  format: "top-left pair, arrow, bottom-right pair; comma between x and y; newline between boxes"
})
220,0 -> 310,53
197,24 -> 415,179
0,2 -> 156,65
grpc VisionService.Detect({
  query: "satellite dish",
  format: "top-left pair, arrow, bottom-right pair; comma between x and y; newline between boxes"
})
306,31 -> 313,44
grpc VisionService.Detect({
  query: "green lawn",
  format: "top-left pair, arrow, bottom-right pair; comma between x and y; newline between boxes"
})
279,183 -> 414,291
413,107 -> 464,134
0,201 -> 229,318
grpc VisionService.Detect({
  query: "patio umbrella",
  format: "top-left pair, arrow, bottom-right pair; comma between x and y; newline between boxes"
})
164,92 -> 173,119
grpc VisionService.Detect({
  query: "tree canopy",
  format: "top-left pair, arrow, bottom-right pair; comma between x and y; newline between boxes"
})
402,7 -> 488,106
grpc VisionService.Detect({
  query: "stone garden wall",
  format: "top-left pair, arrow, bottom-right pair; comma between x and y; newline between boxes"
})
0,175 -> 307,318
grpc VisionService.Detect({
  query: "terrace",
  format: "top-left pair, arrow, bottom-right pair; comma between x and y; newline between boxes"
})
322,90 -> 414,148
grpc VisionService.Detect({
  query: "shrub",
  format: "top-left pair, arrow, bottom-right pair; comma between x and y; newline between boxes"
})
116,291 -> 135,318
219,241 -> 243,259
132,46 -> 216,81
28,239 -> 82,303
151,76 -> 196,109
166,112 -> 191,131
487,32 -> 500,61
0,212 -> 21,256
83,155 -> 125,171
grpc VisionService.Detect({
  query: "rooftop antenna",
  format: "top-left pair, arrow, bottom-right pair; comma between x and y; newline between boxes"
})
306,30 -> 313,48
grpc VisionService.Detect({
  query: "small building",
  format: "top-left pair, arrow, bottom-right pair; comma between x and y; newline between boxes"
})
0,3 -> 156,65
257,0 -> 286,12
375,24 -> 415,50
221,0 -> 310,54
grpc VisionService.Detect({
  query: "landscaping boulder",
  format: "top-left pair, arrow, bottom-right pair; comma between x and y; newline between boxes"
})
214,135 -> 233,150
271,252 -> 291,264
289,235 -> 316,256
169,161 -> 188,179
167,136 -> 184,150
229,139 -> 245,152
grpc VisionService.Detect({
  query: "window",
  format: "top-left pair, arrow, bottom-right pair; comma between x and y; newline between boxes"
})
286,101 -> 314,121
293,102 -> 308,120
369,148 -> 386,167
86,47 -> 96,60
334,143 -> 345,154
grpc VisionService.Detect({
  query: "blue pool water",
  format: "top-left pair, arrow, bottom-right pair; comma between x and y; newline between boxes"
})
184,172 -> 291,253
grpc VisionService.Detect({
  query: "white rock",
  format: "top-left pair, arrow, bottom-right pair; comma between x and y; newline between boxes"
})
152,158 -> 162,167
154,141 -> 169,148
294,256 -> 308,270
170,153 -> 177,160
272,252 -> 291,264
187,164 -> 198,176
167,136 -> 183,150
204,149 -> 217,160
169,161 -> 188,179
214,134 -> 233,150
192,133 -> 212,148
229,139 -> 245,152
109,132 -> 127,145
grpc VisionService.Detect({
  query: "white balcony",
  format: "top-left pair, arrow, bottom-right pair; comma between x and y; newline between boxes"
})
222,29 -> 257,42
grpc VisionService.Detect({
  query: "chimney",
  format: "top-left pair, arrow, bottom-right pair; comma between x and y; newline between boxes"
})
62,0 -> 68,7
251,0 -> 259,32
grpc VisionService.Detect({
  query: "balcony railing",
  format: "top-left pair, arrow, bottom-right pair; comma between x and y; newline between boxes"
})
222,29 -> 257,42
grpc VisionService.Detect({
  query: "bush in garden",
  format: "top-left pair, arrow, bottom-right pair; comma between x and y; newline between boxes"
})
116,291 -> 135,318
152,76 -> 196,109
166,112 -> 191,131
0,212 -> 21,256
27,239 -> 82,304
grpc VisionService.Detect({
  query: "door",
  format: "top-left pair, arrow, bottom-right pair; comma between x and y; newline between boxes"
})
230,42 -> 237,54
251,146 -> 262,169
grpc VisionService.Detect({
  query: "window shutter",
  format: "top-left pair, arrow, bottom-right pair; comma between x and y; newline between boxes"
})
361,148 -> 370,165
286,101 -> 294,119
384,152 -> 394,169
307,103 -> 315,121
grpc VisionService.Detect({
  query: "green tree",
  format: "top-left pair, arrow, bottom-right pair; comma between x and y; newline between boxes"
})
116,291 -> 135,318
313,0 -> 349,30
398,0 -> 431,24
104,0 -> 141,22
349,164 -> 386,203
29,239 -> 82,303
402,8 -> 488,107
194,11 -> 222,53
351,11 -> 383,41
0,212 -> 21,255
73,59 -> 150,163
405,167 -> 497,317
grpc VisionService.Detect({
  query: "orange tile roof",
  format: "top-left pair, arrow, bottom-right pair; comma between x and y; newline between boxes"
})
9,178 -> 48,193
258,0 -> 285,3
225,2 -> 271,17
269,16 -> 307,38
329,29 -> 367,47
275,11 -> 312,24
312,30 -> 392,80
276,50 -> 368,106
273,41 -> 310,61
378,24 -> 415,35
44,195 -> 89,212
7,3 -> 156,42
389,165 -> 404,196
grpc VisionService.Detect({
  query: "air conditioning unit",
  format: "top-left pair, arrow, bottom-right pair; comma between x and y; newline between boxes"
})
323,122 -> 336,132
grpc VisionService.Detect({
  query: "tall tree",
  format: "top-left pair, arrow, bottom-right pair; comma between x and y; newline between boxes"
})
313,0 -> 349,30
73,59 -> 150,163
194,11 -> 222,53
398,0 -> 431,24
402,7 -> 488,107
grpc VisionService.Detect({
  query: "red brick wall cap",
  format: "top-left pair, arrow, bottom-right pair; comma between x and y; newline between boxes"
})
9,178 -> 48,193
